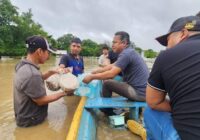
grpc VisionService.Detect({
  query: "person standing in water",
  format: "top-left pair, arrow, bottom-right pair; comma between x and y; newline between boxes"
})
14,35 -> 71,127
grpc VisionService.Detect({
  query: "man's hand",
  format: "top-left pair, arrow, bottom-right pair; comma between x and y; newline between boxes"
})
57,67 -> 70,74
82,75 -> 93,84
48,69 -> 59,75
42,68 -> 59,80
43,67 -> 71,80
92,64 -> 113,74
63,89 -> 75,96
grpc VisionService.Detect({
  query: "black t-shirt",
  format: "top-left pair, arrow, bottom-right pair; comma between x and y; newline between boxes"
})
108,50 -> 118,64
108,50 -> 123,76
148,34 -> 200,140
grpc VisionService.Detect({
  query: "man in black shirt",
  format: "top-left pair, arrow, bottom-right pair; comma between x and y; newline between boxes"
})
144,16 -> 200,140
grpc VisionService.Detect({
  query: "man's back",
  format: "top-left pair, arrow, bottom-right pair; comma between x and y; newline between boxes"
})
149,34 -> 200,139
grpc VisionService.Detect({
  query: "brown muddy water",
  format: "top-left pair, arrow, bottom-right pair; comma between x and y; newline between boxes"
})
0,56 -> 141,140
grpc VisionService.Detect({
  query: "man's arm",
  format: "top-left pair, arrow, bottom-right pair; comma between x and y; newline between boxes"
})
42,70 -> 58,80
92,64 -> 113,74
59,64 -> 66,68
83,65 -> 121,83
58,64 -> 71,73
59,54 -> 69,68
146,85 -> 171,112
32,91 -> 66,106
42,67 -> 71,80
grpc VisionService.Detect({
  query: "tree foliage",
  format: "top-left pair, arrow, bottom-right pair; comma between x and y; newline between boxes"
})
144,49 -> 158,58
0,0 -> 48,56
81,39 -> 100,56
57,34 -> 74,50
0,0 -> 158,58
0,0 -> 18,53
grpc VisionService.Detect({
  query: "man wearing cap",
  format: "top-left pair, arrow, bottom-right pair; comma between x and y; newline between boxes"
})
83,31 -> 149,115
13,35 -> 69,127
144,16 -> 200,140
59,37 -> 84,77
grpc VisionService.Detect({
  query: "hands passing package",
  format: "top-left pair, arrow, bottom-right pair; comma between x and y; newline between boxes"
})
46,73 -> 101,98
46,73 -> 79,92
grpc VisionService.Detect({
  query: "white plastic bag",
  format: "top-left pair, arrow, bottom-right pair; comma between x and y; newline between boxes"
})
59,73 -> 79,92
46,74 -> 61,91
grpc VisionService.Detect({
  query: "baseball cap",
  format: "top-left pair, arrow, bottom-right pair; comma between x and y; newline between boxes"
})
25,35 -> 57,54
156,16 -> 200,46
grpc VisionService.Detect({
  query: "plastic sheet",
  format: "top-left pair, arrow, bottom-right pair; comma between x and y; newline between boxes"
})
75,74 -> 102,98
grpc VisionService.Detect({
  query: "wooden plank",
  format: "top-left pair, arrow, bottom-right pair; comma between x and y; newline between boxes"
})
85,97 -> 147,109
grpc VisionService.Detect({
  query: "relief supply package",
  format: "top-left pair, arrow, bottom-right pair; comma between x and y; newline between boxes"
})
46,73 -> 79,92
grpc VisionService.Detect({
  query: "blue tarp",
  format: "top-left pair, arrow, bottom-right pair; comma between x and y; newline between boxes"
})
75,74 -> 102,98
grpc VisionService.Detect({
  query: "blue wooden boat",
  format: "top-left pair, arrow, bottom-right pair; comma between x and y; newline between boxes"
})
66,75 -> 147,140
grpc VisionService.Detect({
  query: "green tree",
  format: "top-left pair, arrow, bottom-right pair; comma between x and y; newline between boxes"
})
57,34 -> 74,50
9,9 -> 48,56
144,49 -> 158,58
13,9 -> 48,46
0,0 -> 50,56
81,39 -> 100,56
0,0 -> 18,53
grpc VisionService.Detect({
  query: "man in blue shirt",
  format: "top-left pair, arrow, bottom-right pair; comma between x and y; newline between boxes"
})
83,31 -> 149,115
59,37 -> 84,76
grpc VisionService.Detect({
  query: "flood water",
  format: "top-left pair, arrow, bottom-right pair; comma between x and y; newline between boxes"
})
0,56 -> 83,140
0,56 -> 142,140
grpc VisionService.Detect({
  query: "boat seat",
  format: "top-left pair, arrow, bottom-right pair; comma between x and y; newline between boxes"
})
85,97 -> 147,121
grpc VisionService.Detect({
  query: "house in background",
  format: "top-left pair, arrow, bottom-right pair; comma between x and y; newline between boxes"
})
55,50 -> 67,57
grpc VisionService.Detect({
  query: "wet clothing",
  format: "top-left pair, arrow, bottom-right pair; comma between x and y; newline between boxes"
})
14,59 -> 47,127
108,50 -> 122,76
59,53 -> 84,76
148,34 -> 200,140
